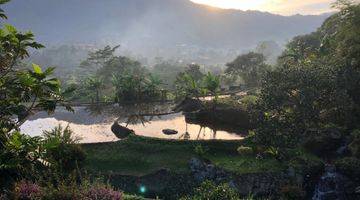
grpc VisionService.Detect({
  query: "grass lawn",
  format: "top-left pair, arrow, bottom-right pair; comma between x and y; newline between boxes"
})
82,135 -> 285,176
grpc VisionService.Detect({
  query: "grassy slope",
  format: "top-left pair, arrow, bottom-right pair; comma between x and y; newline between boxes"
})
82,135 -> 285,176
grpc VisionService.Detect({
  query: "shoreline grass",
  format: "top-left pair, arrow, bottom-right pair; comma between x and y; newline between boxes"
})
82,135 -> 285,176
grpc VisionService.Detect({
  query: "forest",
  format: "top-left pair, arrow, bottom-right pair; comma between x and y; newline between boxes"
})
0,0 -> 360,199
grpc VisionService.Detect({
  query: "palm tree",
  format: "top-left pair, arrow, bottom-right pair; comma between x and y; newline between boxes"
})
202,72 -> 220,102
85,76 -> 104,104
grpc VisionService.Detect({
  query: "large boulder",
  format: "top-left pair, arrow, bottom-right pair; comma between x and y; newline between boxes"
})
111,122 -> 134,139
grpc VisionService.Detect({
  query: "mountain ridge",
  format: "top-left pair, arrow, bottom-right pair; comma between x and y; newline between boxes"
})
2,0 -> 332,59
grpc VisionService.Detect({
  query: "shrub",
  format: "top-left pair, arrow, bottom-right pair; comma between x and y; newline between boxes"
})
180,181 -> 239,200
280,185 -> 305,200
349,129 -> 360,158
14,181 -> 42,200
237,146 -> 253,156
335,157 -> 360,182
240,95 -> 258,109
194,144 -> 208,158
302,128 -> 342,157
82,185 -> 123,200
42,125 -> 86,172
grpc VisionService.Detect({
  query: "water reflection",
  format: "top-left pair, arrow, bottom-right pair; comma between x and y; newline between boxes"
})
21,103 -> 244,143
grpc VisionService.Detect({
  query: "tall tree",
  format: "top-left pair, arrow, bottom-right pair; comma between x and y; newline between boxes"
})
79,45 -> 120,74
225,52 -> 269,88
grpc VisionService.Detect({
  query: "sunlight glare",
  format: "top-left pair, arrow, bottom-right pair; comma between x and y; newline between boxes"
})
190,0 -> 269,11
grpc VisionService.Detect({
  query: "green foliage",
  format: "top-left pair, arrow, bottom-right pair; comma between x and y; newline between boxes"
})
349,129 -> 360,158
42,125 -> 85,173
151,59 -> 185,90
0,7 -> 70,136
194,144 -> 208,158
335,157 -> 360,182
112,70 -> 163,102
240,95 -> 258,109
253,2 -> 360,148
237,146 -> 253,156
175,68 -> 220,101
202,72 -> 220,101
79,45 -> 120,74
0,1 -> 10,19
0,132 -> 43,187
180,181 -> 240,200
84,76 -> 104,103
175,72 -> 201,99
226,52 -> 270,88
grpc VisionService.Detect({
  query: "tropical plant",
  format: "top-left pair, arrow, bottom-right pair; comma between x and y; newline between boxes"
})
202,72 -> 220,102
180,181 -> 240,200
175,73 -> 201,99
85,76 -> 104,103
0,1 -> 72,189
42,125 -> 85,173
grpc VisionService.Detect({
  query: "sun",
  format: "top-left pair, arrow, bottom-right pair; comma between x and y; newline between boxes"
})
190,0 -> 269,11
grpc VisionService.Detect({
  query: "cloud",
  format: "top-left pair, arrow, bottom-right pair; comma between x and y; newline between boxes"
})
190,0 -> 340,15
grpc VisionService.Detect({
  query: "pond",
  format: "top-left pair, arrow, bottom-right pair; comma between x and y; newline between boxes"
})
20,103 -> 245,143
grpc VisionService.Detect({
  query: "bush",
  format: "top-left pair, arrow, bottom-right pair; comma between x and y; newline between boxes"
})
42,125 -> 86,172
194,144 -> 208,158
237,146 -> 254,156
302,128 -> 342,157
349,129 -> 360,158
180,181 -> 239,200
280,185 -> 305,200
12,179 -> 124,200
82,185 -> 123,200
335,157 -> 360,182
14,181 -> 42,200
240,95 -> 258,109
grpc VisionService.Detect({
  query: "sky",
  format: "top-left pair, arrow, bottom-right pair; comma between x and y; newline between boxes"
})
190,0 -> 339,15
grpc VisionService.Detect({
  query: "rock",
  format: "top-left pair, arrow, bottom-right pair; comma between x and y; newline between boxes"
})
188,157 -> 288,197
111,122 -> 134,139
189,158 -> 231,184
312,165 -> 347,200
162,129 -> 178,135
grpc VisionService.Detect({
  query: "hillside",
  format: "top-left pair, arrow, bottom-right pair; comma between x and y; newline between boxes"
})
3,0 -> 330,55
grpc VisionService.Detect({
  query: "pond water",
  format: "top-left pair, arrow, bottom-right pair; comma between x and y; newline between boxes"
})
20,103 -> 244,143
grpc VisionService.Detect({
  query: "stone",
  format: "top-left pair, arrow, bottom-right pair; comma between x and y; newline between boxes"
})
162,129 -> 178,135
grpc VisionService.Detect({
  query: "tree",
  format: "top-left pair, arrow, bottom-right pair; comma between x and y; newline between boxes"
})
85,76 -> 104,103
151,59 -> 185,90
79,45 -> 120,74
0,25 -> 70,136
225,52 -> 269,88
202,72 -> 220,102
97,55 -> 143,80
255,40 -> 282,65
254,1 -> 360,148
175,72 -> 201,99
0,1 -> 72,188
